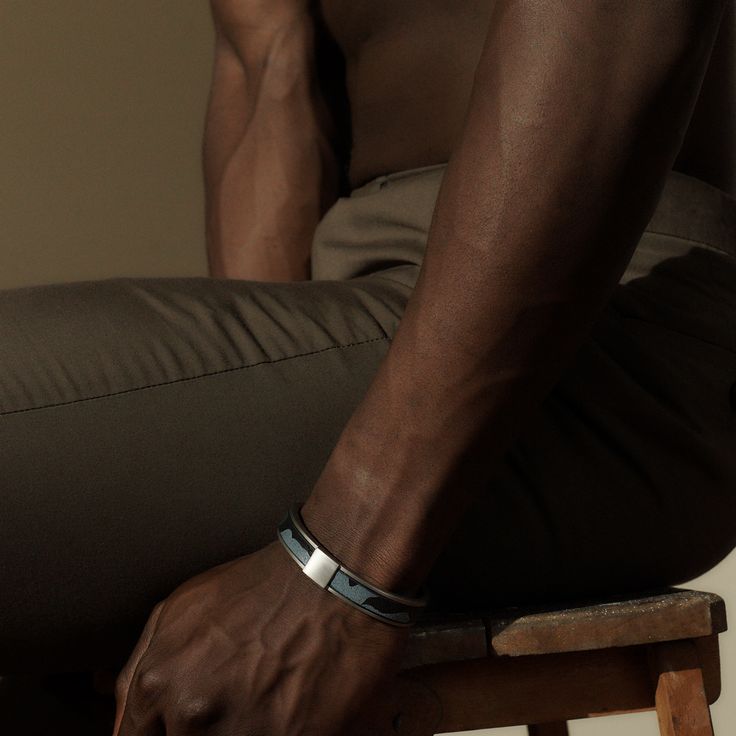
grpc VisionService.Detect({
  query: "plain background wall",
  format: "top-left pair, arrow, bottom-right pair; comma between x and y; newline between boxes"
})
0,3 -> 733,735
0,1 -> 210,289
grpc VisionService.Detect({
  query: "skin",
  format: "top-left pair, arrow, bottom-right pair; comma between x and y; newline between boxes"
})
203,0 -> 342,280
321,0 -> 735,193
116,1 -> 732,734
112,541 -> 408,735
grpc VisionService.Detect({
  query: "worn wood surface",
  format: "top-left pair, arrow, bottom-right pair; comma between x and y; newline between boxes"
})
401,614 -> 487,669
390,638 -> 722,733
488,589 -> 726,657
648,640 -> 715,736
398,644 -> 654,732
404,588 -> 727,665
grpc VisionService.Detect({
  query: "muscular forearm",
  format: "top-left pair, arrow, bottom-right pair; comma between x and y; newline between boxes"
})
204,9 -> 340,281
302,0 -> 727,594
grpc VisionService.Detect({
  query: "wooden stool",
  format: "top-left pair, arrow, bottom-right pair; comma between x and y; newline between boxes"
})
381,587 -> 727,735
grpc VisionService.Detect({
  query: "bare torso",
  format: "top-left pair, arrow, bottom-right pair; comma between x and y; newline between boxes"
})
320,0 -> 736,195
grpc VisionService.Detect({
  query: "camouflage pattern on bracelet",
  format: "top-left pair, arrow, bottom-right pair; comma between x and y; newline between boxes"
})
277,504 -> 428,627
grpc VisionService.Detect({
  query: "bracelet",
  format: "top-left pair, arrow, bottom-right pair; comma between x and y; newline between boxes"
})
277,503 -> 429,627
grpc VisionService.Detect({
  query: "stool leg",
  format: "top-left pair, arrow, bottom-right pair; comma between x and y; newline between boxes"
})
527,723 -> 569,736
648,640 -> 715,736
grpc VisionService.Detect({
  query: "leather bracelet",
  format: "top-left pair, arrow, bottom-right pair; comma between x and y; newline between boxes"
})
277,503 -> 429,627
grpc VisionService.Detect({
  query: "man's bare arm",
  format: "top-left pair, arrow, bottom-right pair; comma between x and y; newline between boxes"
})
301,0 -> 728,592
203,1 -> 341,280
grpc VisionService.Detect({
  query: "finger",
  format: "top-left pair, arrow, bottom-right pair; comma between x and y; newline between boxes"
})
113,600 -> 167,736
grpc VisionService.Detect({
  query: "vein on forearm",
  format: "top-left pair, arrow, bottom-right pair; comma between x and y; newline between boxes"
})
372,0 -> 724,459
303,0 -> 727,591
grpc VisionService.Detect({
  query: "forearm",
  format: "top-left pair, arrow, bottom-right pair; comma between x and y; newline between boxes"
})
302,0 -> 727,593
203,12 -> 341,281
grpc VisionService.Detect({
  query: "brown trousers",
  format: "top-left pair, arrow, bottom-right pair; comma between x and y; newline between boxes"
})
1,163 -> 735,672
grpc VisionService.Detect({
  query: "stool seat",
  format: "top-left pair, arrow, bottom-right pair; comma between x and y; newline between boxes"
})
375,587 -> 727,736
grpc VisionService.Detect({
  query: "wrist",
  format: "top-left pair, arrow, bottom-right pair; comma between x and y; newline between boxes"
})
277,505 -> 429,628
300,445 -> 433,597
298,389 -> 487,597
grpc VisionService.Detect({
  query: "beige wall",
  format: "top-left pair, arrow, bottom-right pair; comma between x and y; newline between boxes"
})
0,1 -> 212,289
0,3 -> 733,735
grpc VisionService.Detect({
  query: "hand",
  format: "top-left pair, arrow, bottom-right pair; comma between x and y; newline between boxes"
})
112,540 -> 410,735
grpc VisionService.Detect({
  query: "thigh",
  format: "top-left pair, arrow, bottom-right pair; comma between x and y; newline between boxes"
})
0,270 -> 414,672
429,242 -> 736,610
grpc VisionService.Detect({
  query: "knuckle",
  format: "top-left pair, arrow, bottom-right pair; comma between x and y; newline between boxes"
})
134,665 -> 167,701
171,694 -> 221,729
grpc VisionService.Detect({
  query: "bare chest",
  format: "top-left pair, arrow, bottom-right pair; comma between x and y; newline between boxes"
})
319,0 -> 495,59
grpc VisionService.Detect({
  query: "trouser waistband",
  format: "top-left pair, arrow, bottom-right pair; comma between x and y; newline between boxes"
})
646,170 -> 736,258
351,163 -> 736,258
